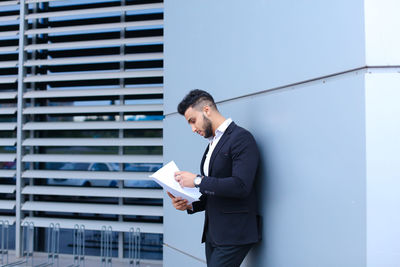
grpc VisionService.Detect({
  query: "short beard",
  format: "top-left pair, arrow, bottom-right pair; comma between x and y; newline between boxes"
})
203,115 -> 213,138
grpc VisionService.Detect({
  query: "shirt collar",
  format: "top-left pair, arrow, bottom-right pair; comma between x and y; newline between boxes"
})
208,118 -> 233,142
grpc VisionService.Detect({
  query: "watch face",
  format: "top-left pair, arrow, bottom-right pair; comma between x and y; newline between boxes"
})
195,177 -> 201,185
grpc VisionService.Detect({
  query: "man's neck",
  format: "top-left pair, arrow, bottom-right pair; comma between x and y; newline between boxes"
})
212,115 -> 227,136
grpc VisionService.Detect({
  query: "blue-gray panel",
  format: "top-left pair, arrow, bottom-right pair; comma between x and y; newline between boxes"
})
164,0 -> 365,113
164,73 -> 366,266
365,73 -> 400,267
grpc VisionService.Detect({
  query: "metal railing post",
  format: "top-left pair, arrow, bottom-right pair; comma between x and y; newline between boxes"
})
16,0 -> 27,258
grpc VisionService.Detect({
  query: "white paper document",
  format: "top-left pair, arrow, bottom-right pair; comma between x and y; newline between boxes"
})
150,161 -> 202,204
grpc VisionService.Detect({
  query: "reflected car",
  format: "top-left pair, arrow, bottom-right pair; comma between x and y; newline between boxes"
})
47,162 -> 119,187
124,163 -> 162,188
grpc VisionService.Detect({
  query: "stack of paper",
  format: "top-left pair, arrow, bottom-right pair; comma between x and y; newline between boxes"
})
150,161 -> 202,204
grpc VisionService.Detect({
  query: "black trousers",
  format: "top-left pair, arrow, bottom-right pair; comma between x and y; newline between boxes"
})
205,242 -> 253,267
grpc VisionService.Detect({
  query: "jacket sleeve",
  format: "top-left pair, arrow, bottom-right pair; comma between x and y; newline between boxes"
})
198,131 -> 259,199
187,194 -> 207,214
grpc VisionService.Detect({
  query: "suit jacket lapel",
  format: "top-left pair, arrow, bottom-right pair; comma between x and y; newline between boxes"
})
208,122 -> 236,175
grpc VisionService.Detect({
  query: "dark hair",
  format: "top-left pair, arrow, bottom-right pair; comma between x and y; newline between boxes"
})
177,89 -> 217,115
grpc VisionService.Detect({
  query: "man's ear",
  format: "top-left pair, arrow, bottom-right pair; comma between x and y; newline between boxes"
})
203,105 -> 211,116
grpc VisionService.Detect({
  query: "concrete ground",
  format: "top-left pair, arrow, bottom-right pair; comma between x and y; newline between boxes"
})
3,250 -> 162,267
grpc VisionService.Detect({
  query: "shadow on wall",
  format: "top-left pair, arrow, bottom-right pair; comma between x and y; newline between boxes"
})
243,143 -> 269,267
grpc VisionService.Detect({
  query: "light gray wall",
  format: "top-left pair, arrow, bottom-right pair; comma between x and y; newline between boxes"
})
164,0 -> 365,114
164,0 -> 399,266
365,73 -> 400,267
164,73 -> 367,267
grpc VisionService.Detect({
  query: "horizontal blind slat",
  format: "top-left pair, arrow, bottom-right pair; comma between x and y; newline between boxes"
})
26,3 -> 163,19
0,170 -> 16,177
22,154 -> 163,163
0,123 -> 17,131
0,138 -> 17,146
0,107 -> 17,115
0,46 -> 18,53
25,20 -> 163,35
22,186 -> 162,198
23,104 -> 163,114
0,77 -> 17,84
0,92 -> 17,99
0,200 -> 16,210
23,121 -> 162,130
24,69 -> 163,82
25,36 -> 163,51
0,31 -> 19,37
0,15 -> 19,22
23,87 -> 163,98
22,170 -> 153,180
22,201 -> 163,216
0,154 -> 16,162
24,53 -> 163,66
23,138 -> 162,146
0,185 -> 16,193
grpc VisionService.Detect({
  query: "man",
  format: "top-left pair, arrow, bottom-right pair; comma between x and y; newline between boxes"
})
167,89 -> 261,267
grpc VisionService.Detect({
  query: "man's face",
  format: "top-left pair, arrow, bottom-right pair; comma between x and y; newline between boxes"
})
184,106 -> 213,138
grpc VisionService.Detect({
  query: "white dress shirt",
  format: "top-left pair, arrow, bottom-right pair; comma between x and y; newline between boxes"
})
203,118 -> 233,176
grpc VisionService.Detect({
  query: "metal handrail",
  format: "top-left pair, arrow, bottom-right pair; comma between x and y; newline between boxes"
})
128,227 -> 141,267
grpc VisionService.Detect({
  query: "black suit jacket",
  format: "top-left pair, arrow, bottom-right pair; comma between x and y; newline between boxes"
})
188,122 -> 261,246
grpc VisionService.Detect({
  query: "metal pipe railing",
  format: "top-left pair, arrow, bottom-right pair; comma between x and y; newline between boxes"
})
128,227 -> 141,267
0,220 -> 9,266
100,226 -> 112,267
67,224 -> 85,267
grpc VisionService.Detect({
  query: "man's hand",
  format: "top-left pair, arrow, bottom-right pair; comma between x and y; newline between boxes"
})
174,171 -> 196,188
167,192 -> 193,211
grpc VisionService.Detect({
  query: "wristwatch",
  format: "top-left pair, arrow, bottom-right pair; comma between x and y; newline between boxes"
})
194,175 -> 203,188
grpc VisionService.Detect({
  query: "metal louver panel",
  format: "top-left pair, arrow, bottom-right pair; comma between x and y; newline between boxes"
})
0,138 -> 17,146
26,3 -> 164,19
23,86 -> 163,98
0,154 -> 16,162
0,92 -> 17,99
22,186 -> 162,199
22,154 -> 163,163
0,170 -> 16,177
0,46 -> 18,52
0,1 -> 19,6
23,121 -> 162,130
3,0 -> 164,260
25,53 -> 163,66
0,77 -> 18,83
0,185 -> 16,194
25,20 -> 163,35
0,123 -> 17,130
24,69 -> 163,82
0,31 -> 19,37
22,138 -> 162,146
0,107 -> 17,115
25,36 -> 163,50
0,15 -> 19,22
0,200 -> 16,210
22,201 -> 163,216
22,170 -> 152,181
23,104 -> 163,114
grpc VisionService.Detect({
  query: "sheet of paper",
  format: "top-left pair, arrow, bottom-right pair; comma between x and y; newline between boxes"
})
150,161 -> 202,204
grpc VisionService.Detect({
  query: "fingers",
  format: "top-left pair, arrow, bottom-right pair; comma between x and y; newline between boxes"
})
167,191 -> 189,210
167,192 -> 175,199
172,198 -> 189,211
174,171 -> 183,183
